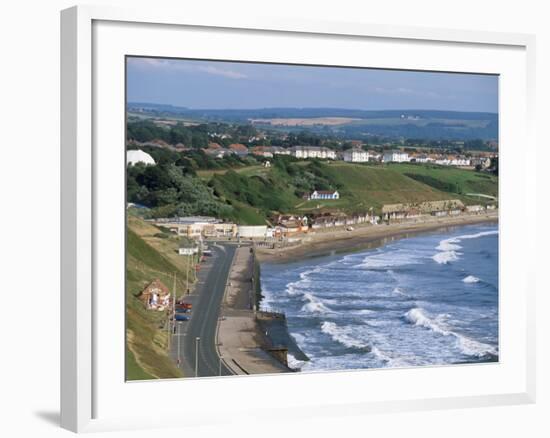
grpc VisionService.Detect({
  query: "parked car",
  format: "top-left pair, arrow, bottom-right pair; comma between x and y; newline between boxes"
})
176,308 -> 191,314
177,302 -> 192,309
174,314 -> 189,322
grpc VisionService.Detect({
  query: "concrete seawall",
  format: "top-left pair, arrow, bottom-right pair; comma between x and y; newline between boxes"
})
216,245 -> 292,375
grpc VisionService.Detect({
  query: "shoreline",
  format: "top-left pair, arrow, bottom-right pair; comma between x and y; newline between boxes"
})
255,212 -> 498,264
217,246 -> 292,375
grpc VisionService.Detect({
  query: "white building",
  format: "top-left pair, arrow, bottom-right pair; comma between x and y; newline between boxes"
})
127,149 -> 156,166
291,146 -> 337,160
413,154 -> 434,164
178,241 -> 199,256
309,190 -> 340,200
343,148 -> 370,163
270,147 -> 292,156
383,150 -> 409,163
237,225 -> 269,239
434,156 -> 471,166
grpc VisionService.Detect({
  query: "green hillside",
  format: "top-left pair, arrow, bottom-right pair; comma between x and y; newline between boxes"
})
126,216 -> 194,380
204,159 -> 498,221
128,152 -> 498,224
389,163 -> 498,199
295,162 -> 452,213
209,167 -> 300,224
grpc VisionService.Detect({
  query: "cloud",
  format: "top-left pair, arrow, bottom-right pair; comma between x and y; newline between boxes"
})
128,58 -> 248,79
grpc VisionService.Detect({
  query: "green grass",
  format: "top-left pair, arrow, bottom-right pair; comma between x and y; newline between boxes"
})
196,164 -> 268,181
209,169 -> 299,224
206,160 -> 496,220
389,163 -> 498,199
295,162 -> 453,213
193,160 -> 498,222
126,347 -> 155,380
126,221 -> 185,380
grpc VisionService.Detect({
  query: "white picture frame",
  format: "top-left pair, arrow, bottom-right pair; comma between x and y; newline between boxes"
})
60,4 -> 536,433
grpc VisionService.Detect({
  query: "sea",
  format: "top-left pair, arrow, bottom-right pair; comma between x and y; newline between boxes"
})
259,223 -> 499,372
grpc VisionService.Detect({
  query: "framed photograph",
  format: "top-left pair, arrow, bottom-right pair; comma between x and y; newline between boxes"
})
61,5 -> 536,433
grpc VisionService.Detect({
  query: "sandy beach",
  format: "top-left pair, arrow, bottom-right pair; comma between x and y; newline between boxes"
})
256,211 -> 498,264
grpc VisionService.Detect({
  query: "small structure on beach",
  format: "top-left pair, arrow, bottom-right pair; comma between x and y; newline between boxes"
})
138,279 -> 171,311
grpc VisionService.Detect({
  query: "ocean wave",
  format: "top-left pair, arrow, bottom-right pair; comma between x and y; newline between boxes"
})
404,307 -> 497,358
456,335 -> 498,358
433,230 -> 498,265
355,249 -> 423,270
321,321 -> 371,351
404,308 -> 451,335
463,275 -> 481,283
301,293 -> 334,314
287,353 -> 308,370
285,283 -> 302,296
371,346 -> 413,367
432,250 -> 460,264
285,266 -> 329,297
392,287 -> 408,296
354,309 -> 376,315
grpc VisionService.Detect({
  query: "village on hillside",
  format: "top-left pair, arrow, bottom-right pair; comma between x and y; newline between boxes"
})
128,126 -> 498,250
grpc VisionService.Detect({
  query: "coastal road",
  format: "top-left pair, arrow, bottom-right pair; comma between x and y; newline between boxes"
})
173,243 -> 236,377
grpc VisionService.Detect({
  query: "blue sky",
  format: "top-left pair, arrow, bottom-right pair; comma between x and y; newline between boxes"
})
126,57 -> 498,113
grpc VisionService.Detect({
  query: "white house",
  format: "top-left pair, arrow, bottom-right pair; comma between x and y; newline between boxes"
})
271,147 -> 292,156
127,149 -> 156,166
309,190 -> 340,200
343,148 -> 370,163
412,154 -> 434,164
383,150 -> 409,163
178,240 -> 199,256
291,146 -> 337,160
435,156 -> 471,166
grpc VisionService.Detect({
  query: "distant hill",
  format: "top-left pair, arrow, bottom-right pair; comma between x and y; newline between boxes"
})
128,102 -> 498,141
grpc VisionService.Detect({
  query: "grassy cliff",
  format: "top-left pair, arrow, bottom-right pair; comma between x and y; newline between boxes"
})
126,215 -> 197,380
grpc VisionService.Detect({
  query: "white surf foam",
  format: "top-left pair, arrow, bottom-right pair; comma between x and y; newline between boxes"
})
356,250 -> 422,269
301,293 -> 333,314
287,353 -> 308,370
354,309 -> 376,315
432,250 -> 460,264
321,321 -> 370,351
455,335 -> 498,357
432,229 -> 498,265
404,308 -> 451,335
404,307 -> 497,358
463,275 -> 481,283
392,287 -> 408,296
436,238 -> 462,252
371,346 -> 412,368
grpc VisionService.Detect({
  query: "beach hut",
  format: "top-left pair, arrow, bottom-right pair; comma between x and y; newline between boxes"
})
138,279 -> 171,311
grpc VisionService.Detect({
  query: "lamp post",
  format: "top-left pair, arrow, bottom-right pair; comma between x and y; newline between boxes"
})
195,337 -> 200,377
176,322 -> 182,368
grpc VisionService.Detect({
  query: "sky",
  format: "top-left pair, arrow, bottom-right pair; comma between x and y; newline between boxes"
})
126,57 -> 498,113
